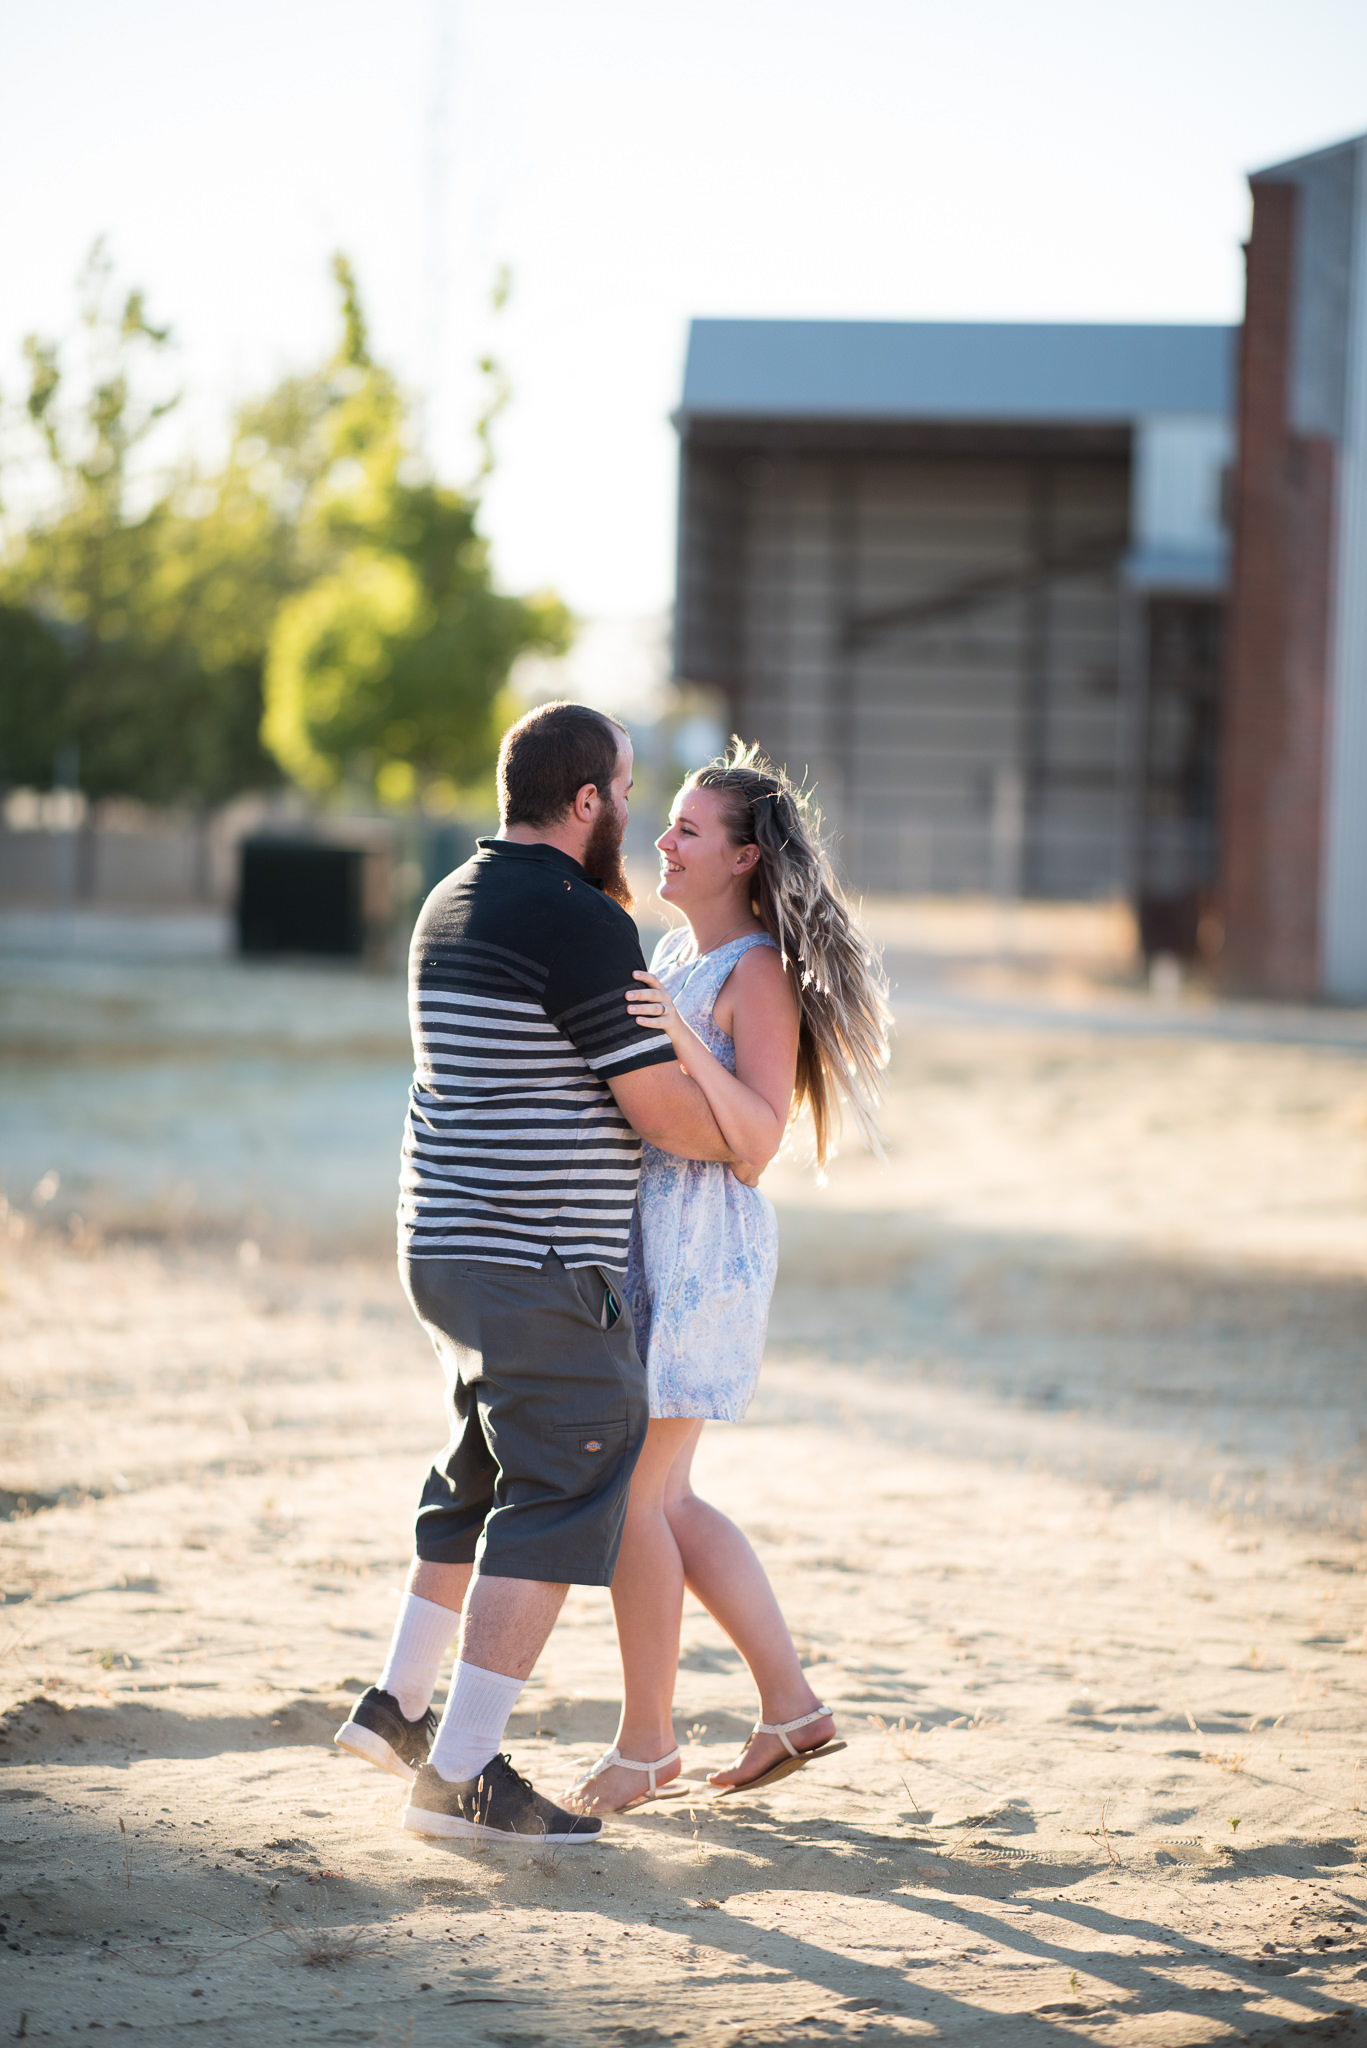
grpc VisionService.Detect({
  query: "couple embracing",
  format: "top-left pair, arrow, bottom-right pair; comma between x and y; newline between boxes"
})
334,700 -> 889,1845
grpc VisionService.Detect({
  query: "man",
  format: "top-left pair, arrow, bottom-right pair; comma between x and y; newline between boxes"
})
335,700 -> 739,1845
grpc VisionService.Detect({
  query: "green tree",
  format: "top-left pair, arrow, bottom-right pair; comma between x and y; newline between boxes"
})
0,240 -> 283,801
261,256 -> 571,808
2,248 -> 567,809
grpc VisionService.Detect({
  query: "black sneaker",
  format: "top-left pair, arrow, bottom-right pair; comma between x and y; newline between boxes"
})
402,1753 -> 602,1845
334,1687 -> 437,1783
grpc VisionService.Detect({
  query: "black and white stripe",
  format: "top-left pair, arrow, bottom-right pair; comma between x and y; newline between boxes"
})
400,929 -> 671,1269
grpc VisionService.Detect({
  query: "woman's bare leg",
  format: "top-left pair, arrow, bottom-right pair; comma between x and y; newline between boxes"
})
564,1417 -> 702,1813
663,1440 -> 834,1787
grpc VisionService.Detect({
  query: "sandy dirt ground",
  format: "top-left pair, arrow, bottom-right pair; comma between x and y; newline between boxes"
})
2,916 -> 1366,2047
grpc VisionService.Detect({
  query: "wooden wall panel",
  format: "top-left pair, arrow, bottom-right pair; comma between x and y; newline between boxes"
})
723,452 -> 1129,896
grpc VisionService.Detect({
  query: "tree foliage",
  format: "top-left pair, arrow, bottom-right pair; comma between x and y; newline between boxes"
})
0,240 -> 282,801
0,247 -> 570,809
261,256 -> 570,805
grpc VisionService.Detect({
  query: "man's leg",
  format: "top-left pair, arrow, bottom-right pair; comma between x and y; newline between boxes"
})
335,1553 -> 473,1778
427,1574 -> 567,1783
373,1560 -> 470,1721
335,1293 -> 492,1781
458,1573 -> 568,1678
411,1560 -> 470,1609
406,1569 -> 597,1843
400,1255 -> 646,1842
361,1267 -> 500,1745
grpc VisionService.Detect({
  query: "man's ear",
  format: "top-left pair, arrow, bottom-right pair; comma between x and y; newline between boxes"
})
572,782 -> 599,824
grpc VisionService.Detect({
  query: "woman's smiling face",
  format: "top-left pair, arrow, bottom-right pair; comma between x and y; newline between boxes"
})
656,784 -> 757,908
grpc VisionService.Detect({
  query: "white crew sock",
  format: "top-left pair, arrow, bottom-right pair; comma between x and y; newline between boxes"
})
376,1593 -> 460,1721
427,1661 -> 525,1784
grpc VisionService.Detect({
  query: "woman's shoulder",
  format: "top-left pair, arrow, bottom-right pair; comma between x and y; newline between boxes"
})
724,933 -> 788,987
715,932 -> 796,1021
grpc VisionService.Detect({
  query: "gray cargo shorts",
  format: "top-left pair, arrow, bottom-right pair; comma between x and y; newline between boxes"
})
401,1251 -> 649,1587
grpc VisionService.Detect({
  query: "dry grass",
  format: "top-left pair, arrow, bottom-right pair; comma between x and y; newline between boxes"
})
869,1713 -> 920,1759
271,1918 -> 374,1969
522,1825 -> 569,1880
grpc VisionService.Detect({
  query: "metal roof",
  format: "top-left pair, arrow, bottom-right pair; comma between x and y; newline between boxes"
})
679,319 -> 1236,424
1251,130 -> 1366,183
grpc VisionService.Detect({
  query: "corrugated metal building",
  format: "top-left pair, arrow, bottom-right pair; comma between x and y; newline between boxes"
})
1221,131 -> 1367,1002
674,319 -> 1235,920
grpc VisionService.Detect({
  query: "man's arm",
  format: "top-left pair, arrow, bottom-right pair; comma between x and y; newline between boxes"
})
545,903 -> 747,1167
607,1062 -> 741,1163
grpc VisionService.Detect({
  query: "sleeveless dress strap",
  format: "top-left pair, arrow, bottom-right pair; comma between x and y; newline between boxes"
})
686,931 -> 779,1025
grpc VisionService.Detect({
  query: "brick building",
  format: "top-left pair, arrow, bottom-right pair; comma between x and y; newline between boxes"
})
1220,132 -> 1367,1001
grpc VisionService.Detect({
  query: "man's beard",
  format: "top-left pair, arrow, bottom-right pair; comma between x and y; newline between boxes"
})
582,804 -> 633,911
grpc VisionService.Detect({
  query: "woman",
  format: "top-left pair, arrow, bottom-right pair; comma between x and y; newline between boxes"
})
566,741 -> 890,1814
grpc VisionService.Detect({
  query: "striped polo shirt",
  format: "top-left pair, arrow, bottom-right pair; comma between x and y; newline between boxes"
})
399,837 -> 676,1269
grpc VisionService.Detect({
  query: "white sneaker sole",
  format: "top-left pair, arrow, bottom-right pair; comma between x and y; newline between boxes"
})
400,1805 -> 600,1845
334,1720 -> 418,1783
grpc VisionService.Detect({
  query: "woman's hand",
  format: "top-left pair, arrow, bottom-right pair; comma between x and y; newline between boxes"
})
626,971 -> 688,1049
629,974 -> 765,1185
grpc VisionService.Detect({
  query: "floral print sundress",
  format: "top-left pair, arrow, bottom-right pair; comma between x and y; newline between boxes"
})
624,925 -> 780,1422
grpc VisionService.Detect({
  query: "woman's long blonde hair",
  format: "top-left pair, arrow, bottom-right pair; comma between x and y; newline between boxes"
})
688,739 -> 891,1167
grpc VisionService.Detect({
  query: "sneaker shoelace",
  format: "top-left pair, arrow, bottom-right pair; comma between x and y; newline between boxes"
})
488,1753 -> 538,1799
479,1744 -> 553,1810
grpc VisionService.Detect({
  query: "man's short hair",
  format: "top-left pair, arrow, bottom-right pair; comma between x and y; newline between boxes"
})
497,701 -> 627,828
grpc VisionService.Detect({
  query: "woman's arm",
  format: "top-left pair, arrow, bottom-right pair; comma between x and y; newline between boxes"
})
625,945 -> 798,1171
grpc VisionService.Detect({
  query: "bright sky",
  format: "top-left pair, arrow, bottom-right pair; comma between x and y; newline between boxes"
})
4,0 -> 1365,620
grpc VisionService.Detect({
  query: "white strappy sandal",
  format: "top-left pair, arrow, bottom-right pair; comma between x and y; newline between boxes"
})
565,1744 -> 686,1814
710,1705 -> 846,1796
